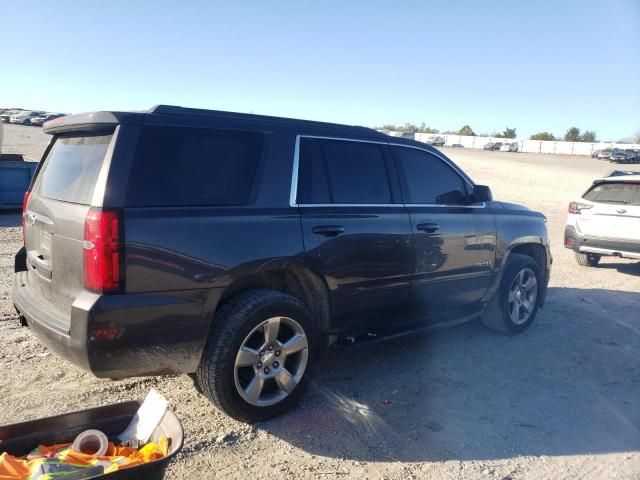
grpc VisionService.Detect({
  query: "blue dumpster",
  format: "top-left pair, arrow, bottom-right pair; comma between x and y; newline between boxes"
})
0,160 -> 38,210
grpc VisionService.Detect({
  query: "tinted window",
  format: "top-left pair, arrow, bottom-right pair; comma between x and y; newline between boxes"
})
392,147 -> 468,204
38,133 -> 113,204
584,182 -> 640,206
297,138 -> 392,204
127,126 -> 263,207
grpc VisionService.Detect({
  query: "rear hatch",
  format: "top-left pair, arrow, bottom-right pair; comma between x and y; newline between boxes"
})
23,131 -> 114,333
576,181 -> 640,242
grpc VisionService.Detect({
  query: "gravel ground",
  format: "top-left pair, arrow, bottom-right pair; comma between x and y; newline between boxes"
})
0,123 -> 50,160
1,126 -> 639,479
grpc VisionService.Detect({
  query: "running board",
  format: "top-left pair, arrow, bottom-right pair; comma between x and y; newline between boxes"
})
332,312 -> 481,350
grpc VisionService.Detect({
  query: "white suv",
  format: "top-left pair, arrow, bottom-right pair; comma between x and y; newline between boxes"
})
499,142 -> 519,152
565,171 -> 640,266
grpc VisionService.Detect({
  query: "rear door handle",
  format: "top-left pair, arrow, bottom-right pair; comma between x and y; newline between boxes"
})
312,225 -> 345,237
416,223 -> 440,233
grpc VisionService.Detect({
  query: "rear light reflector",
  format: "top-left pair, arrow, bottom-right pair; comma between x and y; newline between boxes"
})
565,236 -> 574,248
22,191 -> 31,244
568,202 -> 593,214
83,209 -> 121,292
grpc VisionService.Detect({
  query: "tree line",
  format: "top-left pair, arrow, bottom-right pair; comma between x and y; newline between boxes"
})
529,128 -> 597,142
375,123 -> 603,142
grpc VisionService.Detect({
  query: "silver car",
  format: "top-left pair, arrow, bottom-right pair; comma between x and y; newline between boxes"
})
9,111 -> 43,125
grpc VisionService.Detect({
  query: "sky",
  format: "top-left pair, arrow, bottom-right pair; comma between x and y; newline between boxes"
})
1,0 -> 639,141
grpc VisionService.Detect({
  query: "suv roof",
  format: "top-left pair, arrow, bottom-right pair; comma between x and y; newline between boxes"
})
41,105 -> 445,152
42,104 -> 385,139
595,170 -> 640,183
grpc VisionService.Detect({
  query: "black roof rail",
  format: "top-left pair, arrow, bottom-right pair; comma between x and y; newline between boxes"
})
147,105 -> 382,136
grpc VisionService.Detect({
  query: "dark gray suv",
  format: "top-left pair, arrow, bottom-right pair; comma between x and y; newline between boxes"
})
14,105 -> 551,422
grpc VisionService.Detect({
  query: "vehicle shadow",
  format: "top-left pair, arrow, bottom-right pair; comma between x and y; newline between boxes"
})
596,261 -> 640,277
0,213 -> 21,228
260,287 -> 640,462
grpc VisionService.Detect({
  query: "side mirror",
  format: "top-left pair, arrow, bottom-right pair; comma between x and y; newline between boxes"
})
472,185 -> 493,203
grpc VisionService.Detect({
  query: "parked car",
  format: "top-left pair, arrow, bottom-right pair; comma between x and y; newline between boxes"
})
29,113 -> 66,127
14,105 -> 551,422
9,111 -> 43,125
451,143 -> 464,148
1,110 -> 21,123
609,149 -> 637,164
500,142 -> 519,152
565,170 -> 640,266
483,142 -> 503,151
597,148 -> 614,160
426,136 -> 445,146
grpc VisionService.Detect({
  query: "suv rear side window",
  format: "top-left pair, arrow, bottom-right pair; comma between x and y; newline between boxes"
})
584,182 -> 640,206
38,133 -> 113,205
127,126 -> 264,207
297,138 -> 392,204
392,146 -> 468,204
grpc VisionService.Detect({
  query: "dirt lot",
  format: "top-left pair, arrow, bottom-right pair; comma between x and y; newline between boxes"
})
1,125 -> 639,479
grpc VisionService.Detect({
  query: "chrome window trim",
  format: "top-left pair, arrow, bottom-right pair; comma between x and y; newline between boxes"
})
289,135 -> 301,207
297,203 -> 486,208
289,134 -> 485,209
405,202 -> 486,209
298,204 -> 403,208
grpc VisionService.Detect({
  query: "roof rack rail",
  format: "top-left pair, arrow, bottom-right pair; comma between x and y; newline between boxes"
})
147,105 -> 378,135
607,170 -> 640,177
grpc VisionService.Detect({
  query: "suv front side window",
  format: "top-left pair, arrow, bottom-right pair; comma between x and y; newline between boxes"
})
392,146 -> 469,205
297,137 -> 393,205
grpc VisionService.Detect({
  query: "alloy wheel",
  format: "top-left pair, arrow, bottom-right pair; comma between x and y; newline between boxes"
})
507,267 -> 538,325
234,316 -> 309,407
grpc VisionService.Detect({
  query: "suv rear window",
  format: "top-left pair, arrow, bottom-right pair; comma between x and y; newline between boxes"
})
38,133 -> 113,205
126,126 -> 263,207
584,182 -> 640,206
297,138 -> 392,204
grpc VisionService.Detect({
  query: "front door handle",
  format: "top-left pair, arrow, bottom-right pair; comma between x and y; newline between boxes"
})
312,225 -> 345,237
416,223 -> 440,233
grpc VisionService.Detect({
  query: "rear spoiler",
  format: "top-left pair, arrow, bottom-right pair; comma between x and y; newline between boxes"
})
43,111 -> 144,134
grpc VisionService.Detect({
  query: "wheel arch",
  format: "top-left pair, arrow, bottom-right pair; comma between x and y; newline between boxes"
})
209,262 -> 331,337
503,239 -> 549,307
482,236 -> 550,310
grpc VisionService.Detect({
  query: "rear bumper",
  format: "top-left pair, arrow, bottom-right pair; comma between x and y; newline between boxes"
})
13,270 -> 219,378
564,225 -> 640,259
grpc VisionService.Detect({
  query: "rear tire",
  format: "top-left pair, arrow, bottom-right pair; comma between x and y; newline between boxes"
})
481,253 -> 542,335
196,289 -> 322,423
575,252 -> 600,267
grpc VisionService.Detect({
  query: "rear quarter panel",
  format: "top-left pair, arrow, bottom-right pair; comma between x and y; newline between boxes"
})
120,129 -> 304,307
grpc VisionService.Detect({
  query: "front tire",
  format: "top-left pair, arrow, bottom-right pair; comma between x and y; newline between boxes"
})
481,253 -> 542,334
196,289 -> 321,423
575,252 -> 600,267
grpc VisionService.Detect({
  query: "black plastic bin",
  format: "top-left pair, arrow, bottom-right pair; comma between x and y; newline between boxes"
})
0,400 -> 183,479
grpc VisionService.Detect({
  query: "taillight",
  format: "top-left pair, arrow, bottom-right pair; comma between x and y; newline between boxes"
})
22,191 -> 31,244
568,202 -> 593,214
83,209 -> 121,293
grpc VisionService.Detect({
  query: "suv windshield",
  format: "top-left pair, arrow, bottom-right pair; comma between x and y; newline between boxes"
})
37,132 -> 113,204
